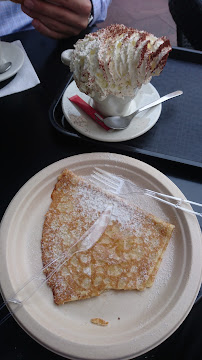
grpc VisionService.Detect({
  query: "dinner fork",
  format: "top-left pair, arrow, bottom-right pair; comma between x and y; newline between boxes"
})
0,205 -> 113,326
90,168 -> 202,217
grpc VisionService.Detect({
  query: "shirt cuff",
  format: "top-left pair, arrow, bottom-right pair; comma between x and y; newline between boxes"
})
90,0 -> 112,25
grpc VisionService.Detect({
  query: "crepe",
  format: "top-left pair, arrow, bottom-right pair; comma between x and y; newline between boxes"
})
41,169 -> 174,305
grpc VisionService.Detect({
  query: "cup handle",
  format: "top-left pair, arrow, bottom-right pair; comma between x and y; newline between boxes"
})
61,49 -> 73,67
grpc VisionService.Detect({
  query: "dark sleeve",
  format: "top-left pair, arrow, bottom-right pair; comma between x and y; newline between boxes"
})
169,0 -> 202,50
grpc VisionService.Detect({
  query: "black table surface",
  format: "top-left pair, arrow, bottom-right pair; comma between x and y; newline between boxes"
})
1,29 -> 202,360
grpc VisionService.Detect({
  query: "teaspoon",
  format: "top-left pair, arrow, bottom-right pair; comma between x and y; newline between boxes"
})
98,90 -> 183,130
0,61 -> 12,74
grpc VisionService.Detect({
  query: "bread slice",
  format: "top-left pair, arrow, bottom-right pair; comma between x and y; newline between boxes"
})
41,169 -> 174,305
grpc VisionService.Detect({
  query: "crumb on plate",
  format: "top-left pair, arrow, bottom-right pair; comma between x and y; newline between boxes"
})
91,318 -> 109,326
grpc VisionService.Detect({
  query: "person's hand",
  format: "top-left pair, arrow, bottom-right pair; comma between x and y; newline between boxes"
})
21,0 -> 92,39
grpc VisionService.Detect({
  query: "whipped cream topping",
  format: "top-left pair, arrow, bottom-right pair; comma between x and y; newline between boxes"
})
70,24 -> 171,100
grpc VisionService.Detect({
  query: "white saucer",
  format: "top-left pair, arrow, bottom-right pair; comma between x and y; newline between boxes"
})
62,81 -> 162,142
0,41 -> 24,82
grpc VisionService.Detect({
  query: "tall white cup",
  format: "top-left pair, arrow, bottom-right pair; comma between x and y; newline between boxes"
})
92,89 -> 139,117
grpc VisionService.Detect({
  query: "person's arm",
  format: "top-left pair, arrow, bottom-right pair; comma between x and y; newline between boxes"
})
21,0 -> 111,39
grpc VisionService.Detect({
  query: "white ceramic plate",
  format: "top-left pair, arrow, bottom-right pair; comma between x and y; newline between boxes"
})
62,81 -> 162,142
0,153 -> 202,360
0,41 -> 24,82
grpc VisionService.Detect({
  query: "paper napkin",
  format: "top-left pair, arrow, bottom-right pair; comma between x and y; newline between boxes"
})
69,95 -> 110,131
0,40 -> 40,98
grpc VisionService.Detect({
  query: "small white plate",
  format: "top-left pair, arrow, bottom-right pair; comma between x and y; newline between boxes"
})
62,81 -> 162,142
0,41 -> 24,82
0,153 -> 202,360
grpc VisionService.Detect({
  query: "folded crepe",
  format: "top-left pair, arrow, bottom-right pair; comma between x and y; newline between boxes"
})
41,169 -> 174,305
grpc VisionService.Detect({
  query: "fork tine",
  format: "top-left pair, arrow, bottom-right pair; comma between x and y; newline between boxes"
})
94,167 -> 122,184
93,172 -> 119,188
91,174 -> 118,193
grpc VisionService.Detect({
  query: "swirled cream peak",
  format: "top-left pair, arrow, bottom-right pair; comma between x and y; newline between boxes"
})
70,24 -> 171,100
